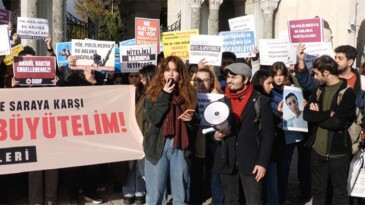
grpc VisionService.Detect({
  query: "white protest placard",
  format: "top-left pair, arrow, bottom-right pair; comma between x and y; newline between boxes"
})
17,17 -> 49,39
120,44 -> 157,73
189,35 -> 223,66
219,31 -> 255,58
259,39 -> 293,66
228,15 -> 255,33
197,93 -> 225,126
0,24 -> 11,55
289,42 -> 333,69
0,85 -> 144,174
351,169 -> 365,198
71,39 -> 115,71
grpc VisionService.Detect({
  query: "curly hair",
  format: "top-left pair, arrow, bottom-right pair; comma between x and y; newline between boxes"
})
146,56 -> 197,109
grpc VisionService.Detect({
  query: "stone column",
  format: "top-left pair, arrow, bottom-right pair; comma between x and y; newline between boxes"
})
190,0 -> 204,29
208,0 -> 223,35
260,0 -> 279,39
52,0 -> 66,49
26,0 -> 39,51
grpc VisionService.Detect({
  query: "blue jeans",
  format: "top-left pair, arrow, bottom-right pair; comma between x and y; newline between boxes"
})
122,159 -> 146,197
145,138 -> 190,205
211,168 -> 225,205
264,163 -> 279,205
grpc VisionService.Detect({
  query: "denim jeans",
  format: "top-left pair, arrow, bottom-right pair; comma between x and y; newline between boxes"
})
263,163 -> 279,205
122,159 -> 146,197
211,168 -> 225,205
145,138 -> 190,205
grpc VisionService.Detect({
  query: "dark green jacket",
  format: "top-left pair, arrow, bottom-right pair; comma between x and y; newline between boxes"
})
143,91 -> 200,165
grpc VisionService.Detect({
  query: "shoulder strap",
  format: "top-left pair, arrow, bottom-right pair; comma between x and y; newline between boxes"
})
360,75 -> 365,91
337,85 -> 351,106
253,94 -> 261,124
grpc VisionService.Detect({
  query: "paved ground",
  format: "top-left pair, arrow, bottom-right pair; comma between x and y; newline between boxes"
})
5,148 -> 311,205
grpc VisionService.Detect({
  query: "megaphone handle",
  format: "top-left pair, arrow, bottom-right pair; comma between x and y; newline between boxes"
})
202,127 -> 216,135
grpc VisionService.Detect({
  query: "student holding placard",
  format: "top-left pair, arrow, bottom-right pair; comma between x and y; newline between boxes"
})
269,62 -> 311,204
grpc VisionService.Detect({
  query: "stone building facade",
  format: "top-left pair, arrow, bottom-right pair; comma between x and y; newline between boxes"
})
2,0 -> 365,66
168,0 -> 365,66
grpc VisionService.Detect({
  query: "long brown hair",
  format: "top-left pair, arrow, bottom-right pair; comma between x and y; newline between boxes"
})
270,61 -> 292,86
146,56 -> 197,109
197,67 -> 222,93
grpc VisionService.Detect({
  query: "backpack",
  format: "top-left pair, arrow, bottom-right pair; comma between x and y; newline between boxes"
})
316,86 -> 362,154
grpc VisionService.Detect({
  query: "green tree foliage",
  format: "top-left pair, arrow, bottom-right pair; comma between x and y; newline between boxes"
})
74,0 -> 122,42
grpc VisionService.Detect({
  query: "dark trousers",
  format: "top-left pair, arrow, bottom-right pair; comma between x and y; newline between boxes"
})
221,171 -> 262,205
311,150 -> 350,205
28,170 -> 58,204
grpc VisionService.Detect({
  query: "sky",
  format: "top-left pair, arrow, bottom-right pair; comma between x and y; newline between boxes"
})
66,0 -> 81,19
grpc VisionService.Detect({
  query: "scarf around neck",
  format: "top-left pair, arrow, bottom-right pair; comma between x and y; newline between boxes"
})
162,95 -> 189,149
225,84 -> 254,125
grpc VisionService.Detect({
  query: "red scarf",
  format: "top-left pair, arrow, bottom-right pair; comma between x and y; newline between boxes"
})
162,95 -> 189,149
225,84 -> 254,126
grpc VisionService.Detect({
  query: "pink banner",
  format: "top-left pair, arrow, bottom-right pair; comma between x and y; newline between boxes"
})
0,85 -> 144,174
288,18 -> 323,43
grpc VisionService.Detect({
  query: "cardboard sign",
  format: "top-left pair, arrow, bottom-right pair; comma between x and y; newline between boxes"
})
0,24 -> 11,55
288,18 -> 324,43
135,17 -> 160,53
3,44 -> 24,66
219,31 -> 255,58
289,42 -> 333,69
0,85 -> 143,174
228,15 -> 255,33
259,39 -> 293,66
162,29 -> 199,60
0,8 -> 11,25
189,35 -> 223,66
197,93 -> 225,126
121,38 -> 136,46
120,44 -> 157,73
71,39 -> 115,71
13,56 -> 56,86
17,17 -> 49,39
56,42 -> 71,67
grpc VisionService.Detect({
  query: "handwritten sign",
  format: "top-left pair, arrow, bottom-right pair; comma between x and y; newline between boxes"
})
288,18 -> 324,43
0,25 -> 11,55
135,17 -> 160,53
120,44 -> 157,73
289,42 -> 333,69
0,8 -> 11,24
162,29 -> 199,60
71,39 -> 115,71
259,39 -> 293,66
219,31 -> 255,58
189,35 -> 223,66
17,17 -> 49,39
13,56 -> 56,86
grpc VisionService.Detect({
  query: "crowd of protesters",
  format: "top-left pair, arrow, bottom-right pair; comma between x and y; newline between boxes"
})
1,17 -> 365,205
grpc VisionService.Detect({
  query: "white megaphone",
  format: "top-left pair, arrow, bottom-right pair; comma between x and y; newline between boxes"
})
202,101 -> 230,134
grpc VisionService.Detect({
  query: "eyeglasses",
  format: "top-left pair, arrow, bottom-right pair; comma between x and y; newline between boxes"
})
194,78 -> 211,84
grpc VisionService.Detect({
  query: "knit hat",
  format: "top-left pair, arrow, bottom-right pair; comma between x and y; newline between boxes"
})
224,63 -> 252,79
